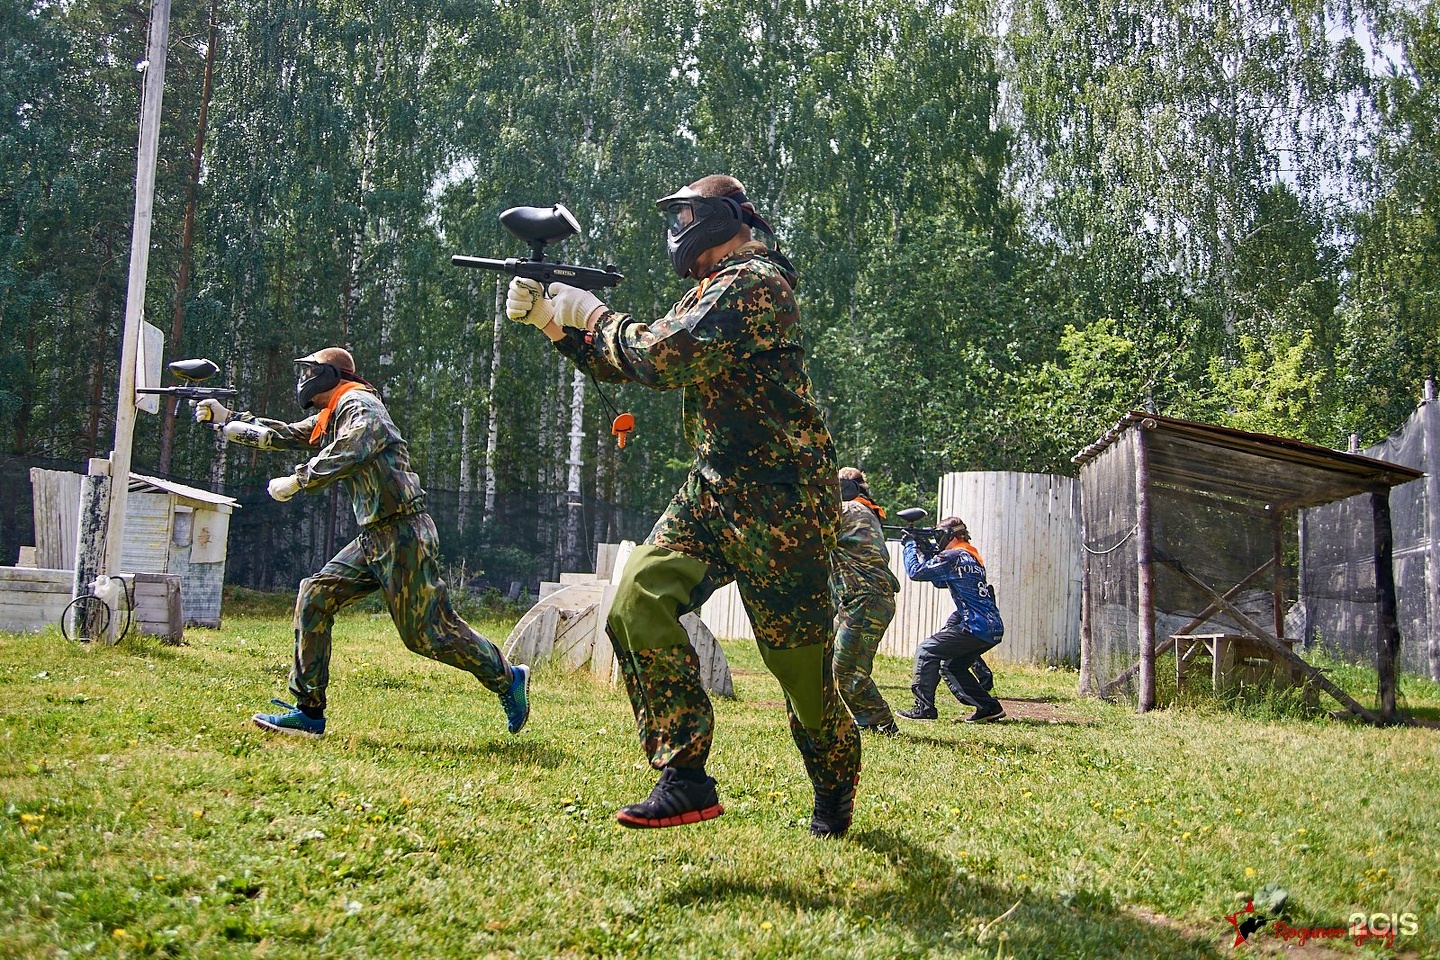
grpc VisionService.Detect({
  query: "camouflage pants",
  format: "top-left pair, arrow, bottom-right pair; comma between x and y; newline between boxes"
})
290,512 -> 511,711
834,592 -> 897,727
607,473 -> 861,794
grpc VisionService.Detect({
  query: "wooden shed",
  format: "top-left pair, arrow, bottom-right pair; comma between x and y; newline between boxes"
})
1073,413 -> 1421,724
28,468 -> 240,628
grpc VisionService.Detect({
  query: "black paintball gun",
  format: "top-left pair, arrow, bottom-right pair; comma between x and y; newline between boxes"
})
136,358 -> 237,409
451,203 -> 624,292
881,507 -> 951,555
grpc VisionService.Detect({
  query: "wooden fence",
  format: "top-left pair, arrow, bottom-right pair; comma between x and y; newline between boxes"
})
688,471 -> 1084,665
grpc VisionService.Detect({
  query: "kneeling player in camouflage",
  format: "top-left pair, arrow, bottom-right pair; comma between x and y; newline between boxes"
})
197,347 -> 530,738
505,175 -> 861,837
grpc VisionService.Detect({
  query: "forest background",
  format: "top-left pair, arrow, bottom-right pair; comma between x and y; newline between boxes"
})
3,0 -> 1439,589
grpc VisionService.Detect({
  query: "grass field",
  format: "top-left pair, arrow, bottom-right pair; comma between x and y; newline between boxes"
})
2,604 -> 1439,959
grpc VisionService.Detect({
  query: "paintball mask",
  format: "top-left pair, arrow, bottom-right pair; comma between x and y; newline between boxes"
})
293,348 -> 359,410
656,185 -> 779,278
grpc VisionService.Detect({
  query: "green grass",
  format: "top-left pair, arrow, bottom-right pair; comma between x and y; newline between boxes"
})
3,609 -> 1439,959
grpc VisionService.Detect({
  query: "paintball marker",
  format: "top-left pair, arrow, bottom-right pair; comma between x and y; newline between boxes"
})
136,358 -> 237,410
881,507 -> 952,555
451,203 -> 624,292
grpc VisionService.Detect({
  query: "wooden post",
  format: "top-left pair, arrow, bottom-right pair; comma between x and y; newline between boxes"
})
70,461 -> 112,640
1271,510 -> 1286,641
1423,381 -> 1440,681
1078,541 -> 1092,696
102,0 -> 172,624
1372,489 -> 1400,723
1135,423 -> 1157,712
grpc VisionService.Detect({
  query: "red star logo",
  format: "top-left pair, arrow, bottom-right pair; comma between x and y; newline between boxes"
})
1226,900 -> 1256,947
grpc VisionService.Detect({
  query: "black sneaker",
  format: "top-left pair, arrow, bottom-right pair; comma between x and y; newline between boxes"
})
897,705 -> 938,721
963,705 -> 1006,723
616,768 -> 724,829
810,777 -> 856,839
857,720 -> 901,737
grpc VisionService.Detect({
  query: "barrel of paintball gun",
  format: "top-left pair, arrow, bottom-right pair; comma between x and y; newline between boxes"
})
450,255 -> 623,292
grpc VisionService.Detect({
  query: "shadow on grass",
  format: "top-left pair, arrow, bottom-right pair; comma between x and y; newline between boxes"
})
659,828 -> 1224,959
347,733 -> 571,767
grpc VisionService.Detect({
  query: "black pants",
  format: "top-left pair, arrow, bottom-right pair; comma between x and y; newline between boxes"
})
911,617 -> 1000,714
947,656 -> 994,707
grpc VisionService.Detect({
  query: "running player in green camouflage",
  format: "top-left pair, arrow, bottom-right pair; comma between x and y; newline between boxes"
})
832,467 -> 901,735
196,347 -> 529,738
505,175 -> 861,837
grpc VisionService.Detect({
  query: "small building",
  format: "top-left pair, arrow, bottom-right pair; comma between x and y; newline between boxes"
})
1073,413 -> 1419,724
28,467 -> 239,628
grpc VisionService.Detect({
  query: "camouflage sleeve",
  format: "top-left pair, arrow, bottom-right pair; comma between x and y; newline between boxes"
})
293,400 -> 383,491
230,411 -> 318,451
556,268 -> 753,389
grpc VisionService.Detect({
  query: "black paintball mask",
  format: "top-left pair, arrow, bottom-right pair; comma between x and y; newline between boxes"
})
839,477 -> 870,501
655,185 -> 780,278
293,351 -> 366,410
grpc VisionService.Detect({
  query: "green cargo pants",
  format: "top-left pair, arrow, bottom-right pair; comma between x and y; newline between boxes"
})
607,473 -> 860,794
290,512 -> 512,711
834,592 -> 897,727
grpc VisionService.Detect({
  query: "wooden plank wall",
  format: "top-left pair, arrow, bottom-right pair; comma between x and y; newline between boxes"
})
29,469 -> 80,570
0,566 -> 72,633
691,471 -> 1083,666
937,471 -> 1083,666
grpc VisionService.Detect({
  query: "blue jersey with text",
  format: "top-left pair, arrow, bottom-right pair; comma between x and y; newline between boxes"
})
903,540 -> 1004,642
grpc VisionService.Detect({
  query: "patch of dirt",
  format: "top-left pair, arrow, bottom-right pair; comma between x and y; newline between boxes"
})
994,697 -> 1094,725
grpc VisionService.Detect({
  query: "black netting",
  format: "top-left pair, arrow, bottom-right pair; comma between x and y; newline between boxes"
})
1300,401 -> 1437,680
1080,435 -> 1299,706
2,455 -> 654,598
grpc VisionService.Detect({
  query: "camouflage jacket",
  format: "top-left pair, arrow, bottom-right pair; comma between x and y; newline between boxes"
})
233,387 -> 425,527
831,499 -> 901,599
555,241 -> 837,493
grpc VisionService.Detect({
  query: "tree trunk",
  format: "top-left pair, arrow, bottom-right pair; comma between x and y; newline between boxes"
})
484,278 -> 503,520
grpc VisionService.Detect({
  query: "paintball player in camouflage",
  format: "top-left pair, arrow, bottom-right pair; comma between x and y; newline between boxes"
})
195,347 -> 530,738
831,467 -> 902,736
504,175 -> 861,837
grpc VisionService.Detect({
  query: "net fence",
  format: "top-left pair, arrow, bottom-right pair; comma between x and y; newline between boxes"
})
1299,401 -> 1438,681
1,455 -> 655,598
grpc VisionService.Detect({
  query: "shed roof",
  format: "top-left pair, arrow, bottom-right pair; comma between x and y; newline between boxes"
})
1072,413 -> 1423,510
129,472 -> 241,513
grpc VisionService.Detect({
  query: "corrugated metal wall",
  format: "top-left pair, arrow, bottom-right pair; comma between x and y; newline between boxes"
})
696,471 -> 1083,666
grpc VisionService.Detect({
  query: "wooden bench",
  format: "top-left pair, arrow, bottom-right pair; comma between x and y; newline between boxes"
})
1172,633 -> 1302,692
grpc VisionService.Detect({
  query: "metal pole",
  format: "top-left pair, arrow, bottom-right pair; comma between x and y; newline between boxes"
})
102,0 -> 172,629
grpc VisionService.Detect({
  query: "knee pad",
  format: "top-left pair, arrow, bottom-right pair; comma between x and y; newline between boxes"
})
608,545 -> 713,653
759,643 -> 827,732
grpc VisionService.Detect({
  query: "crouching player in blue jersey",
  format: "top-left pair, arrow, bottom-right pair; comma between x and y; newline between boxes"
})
897,518 -> 1006,723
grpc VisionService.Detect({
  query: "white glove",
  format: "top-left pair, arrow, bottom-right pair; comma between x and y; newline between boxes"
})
267,475 -> 301,502
506,278 -> 552,328
547,282 -> 604,329
222,420 -> 276,450
194,398 -> 232,424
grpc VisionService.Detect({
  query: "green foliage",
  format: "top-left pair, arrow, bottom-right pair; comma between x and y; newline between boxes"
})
10,0 -> 1440,525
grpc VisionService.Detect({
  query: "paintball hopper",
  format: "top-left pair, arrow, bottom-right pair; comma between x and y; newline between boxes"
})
499,204 -> 582,260
167,358 -> 222,382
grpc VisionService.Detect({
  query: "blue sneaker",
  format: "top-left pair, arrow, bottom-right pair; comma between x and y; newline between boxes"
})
500,664 -> 530,734
252,699 -> 326,737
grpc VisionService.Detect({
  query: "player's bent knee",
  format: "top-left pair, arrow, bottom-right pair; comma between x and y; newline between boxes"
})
608,544 -> 712,653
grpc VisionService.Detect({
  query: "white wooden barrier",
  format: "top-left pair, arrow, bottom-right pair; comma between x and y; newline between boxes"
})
686,471 -> 1083,666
